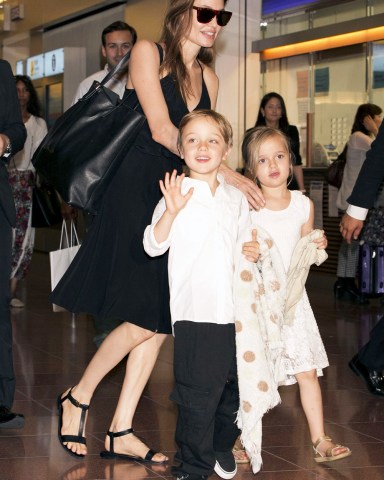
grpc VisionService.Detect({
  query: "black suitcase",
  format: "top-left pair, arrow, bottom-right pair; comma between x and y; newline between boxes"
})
359,244 -> 384,295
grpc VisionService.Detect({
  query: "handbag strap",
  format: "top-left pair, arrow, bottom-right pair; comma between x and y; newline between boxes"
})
99,51 -> 131,87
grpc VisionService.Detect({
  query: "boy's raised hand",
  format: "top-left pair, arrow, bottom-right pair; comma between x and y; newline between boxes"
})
159,170 -> 194,216
242,229 -> 260,263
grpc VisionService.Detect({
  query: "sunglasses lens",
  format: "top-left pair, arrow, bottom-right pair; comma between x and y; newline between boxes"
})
196,8 -> 215,24
217,11 -> 232,27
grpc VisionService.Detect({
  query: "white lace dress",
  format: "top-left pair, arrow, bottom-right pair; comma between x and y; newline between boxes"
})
250,190 -> 329,385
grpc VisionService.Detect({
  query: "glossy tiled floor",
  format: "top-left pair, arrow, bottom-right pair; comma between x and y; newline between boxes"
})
2,252 -> 384,480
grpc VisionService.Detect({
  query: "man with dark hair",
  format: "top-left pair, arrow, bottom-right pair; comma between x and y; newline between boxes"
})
340,122 -> 384,397
0,59 -> 27,428
73,20 -> 137,102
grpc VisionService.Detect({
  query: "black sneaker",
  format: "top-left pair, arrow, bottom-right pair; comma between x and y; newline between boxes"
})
214,451 -> 237,479
0,406 -> 25,429
175,475 -> 208,480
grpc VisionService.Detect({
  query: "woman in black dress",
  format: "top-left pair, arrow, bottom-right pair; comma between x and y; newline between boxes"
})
255,92 -> 306,192
55,0 -> 263,462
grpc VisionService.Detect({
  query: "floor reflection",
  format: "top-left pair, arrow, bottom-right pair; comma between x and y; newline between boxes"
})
0,252 -> 382,480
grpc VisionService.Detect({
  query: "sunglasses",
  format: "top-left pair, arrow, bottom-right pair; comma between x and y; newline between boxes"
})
192,6 -> 232,27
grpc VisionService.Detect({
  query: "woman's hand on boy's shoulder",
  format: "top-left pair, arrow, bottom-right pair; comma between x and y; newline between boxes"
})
242,229 -> 260,263
219,164 -> 265,210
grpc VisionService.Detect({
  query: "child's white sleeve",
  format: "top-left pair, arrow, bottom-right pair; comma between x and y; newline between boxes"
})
238,194 -> 252,240
143,197 -> 171,256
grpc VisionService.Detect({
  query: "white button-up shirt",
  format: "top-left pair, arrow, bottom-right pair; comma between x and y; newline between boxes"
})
144,175 -> 250,328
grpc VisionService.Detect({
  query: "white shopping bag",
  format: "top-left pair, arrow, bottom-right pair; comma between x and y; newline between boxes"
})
49,220 -> 81,312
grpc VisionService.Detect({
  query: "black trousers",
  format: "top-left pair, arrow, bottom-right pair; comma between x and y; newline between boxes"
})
358,315 -> 384,370
0,206 -> 15,408
171,321 -> 240,478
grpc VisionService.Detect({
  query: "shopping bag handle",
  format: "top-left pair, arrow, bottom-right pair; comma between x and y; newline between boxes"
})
59,220 -> 81,249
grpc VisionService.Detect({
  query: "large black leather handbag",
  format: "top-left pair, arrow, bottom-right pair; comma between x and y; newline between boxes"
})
32,52 -> 145,214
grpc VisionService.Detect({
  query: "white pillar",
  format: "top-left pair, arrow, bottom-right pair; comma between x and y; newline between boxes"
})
215,0 -> 261,170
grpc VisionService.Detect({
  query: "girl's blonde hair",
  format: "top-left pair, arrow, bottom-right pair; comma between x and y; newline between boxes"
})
242,126 -> 292,182
178,109 -> 233,150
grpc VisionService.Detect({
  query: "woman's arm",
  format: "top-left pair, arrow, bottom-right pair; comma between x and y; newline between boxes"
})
128,40 -> 179,155
352,131 -> 374,151
201,65 -> 265,210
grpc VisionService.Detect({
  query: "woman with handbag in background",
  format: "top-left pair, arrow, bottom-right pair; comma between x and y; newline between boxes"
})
53,0 -> 264,462
8,75 -> 47,308
335,103 -> 382,302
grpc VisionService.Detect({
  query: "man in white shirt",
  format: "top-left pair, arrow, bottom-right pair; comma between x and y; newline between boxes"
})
340,123 -> 384,397
72,20 -> 137,103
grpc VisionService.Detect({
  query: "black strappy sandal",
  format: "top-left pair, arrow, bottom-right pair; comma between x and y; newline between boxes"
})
57,387 -> 90,458
100,428 -> 167,464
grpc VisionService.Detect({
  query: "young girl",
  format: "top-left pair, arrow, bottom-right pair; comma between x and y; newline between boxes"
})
144,110 -> 259,480
241,127 -> 351,464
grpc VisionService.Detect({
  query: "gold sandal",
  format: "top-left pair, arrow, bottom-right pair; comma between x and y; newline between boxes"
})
232,445 -> 250,464
313,435 -> 351,463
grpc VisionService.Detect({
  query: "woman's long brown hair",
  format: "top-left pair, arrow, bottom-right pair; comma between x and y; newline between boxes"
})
159,0 -> 228,103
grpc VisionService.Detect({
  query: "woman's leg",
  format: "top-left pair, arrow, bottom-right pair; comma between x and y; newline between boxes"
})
295,370 -> 348,456
105,333 -> 168,462
60,321 -> 159,456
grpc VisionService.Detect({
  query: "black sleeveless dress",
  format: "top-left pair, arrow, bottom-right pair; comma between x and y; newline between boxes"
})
51,45 -> 211,334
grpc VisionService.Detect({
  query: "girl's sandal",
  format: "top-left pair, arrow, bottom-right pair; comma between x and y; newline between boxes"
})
313,435 -> 352,463
232,445 -> 250,464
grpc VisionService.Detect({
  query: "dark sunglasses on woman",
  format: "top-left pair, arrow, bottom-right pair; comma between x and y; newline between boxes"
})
192,6 -> 232,27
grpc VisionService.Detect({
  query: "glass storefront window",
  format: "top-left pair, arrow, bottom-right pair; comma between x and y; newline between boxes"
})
312,44 -> 368,166
261,44 -> 372,166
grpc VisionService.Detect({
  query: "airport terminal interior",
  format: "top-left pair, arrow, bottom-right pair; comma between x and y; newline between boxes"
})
1,0 -> 384,479
1,251 -> 383,479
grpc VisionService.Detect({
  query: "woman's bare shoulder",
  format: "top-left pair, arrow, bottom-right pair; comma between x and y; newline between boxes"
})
130,39 -> 160,61
201,64 -> 219,91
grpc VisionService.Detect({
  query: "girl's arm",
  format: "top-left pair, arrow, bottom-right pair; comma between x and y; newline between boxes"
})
128,40 -> 179,155
301,198 -> 315,237
301,199 -> 328,249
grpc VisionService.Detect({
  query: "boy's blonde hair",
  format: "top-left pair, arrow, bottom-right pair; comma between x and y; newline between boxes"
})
178,109 -> 233,151
242,126 -> 292,181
